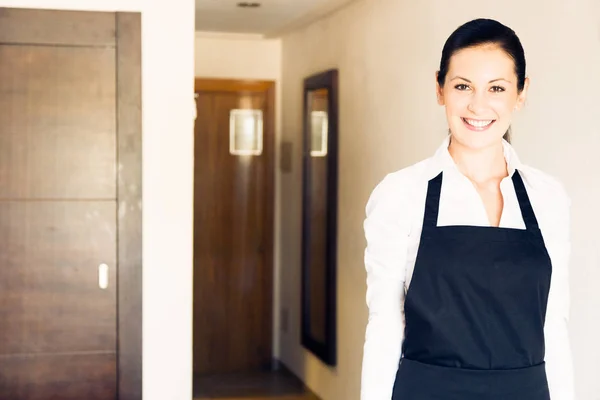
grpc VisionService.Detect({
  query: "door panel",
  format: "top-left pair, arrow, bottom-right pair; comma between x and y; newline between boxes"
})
0,353 -> 116,400
193,81 -> 275,375
0,8 -> 116,46
0,45 -> 116,199
0,201 -> 116,354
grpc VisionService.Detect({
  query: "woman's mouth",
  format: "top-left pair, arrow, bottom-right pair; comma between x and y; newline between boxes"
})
462,118 -> 495,131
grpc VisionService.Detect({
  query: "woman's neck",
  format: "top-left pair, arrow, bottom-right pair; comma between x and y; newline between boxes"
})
448,137 -> 508,184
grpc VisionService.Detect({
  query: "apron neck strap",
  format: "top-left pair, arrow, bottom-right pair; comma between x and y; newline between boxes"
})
511,170 -> 540,232
422,170 -> 540,232
423,172 -> 443,228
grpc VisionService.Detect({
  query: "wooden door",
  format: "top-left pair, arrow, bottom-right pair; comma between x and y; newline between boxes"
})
193,79 -> 275,375
0,8 -> 142,400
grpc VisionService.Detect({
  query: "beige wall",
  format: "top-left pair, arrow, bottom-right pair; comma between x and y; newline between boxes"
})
0,1 -> 196,399
195,32 -> 281,80
195,32 -> 283,357
279,0 -> 600,399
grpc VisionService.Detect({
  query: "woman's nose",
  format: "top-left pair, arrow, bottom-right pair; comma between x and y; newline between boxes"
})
467,92 -> 488,114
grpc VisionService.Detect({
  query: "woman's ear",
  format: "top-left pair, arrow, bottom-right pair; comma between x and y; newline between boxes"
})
515,77 -> 530,111
435,71 -> 445,106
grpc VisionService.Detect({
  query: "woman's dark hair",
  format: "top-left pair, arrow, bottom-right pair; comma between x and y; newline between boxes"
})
437,19 -> 526,142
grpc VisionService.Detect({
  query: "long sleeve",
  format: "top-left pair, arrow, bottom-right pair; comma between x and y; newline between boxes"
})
361,175 -> 409,400
543,187 -> 575,400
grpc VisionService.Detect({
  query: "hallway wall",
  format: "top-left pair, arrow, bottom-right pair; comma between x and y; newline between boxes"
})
278,0 -> 600,399
195,32 -> 281,80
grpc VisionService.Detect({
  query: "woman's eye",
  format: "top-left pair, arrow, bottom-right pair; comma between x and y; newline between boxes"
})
490,86 -> 505,93
454,84 -> 470,91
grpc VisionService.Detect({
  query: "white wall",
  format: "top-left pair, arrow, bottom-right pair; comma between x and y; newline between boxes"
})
195,32 -> 281,80
195,32 -> 284,358
279,0 -> 600,399
0,1 -> 196,399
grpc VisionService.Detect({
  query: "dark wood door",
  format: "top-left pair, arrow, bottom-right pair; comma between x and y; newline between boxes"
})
0,8 -> 142,400
193,79 -> 275,375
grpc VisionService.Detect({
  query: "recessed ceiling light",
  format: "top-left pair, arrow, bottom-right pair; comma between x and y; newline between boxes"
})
237,2 -> 261,8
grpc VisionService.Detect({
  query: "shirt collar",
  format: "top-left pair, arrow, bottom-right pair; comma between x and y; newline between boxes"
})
424,134 -> 523,180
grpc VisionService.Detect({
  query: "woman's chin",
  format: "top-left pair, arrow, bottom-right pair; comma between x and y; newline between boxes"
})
450,131 -> 505,150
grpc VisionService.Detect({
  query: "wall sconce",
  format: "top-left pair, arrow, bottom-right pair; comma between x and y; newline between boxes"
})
310,110 -> 328,157
229,109 -> 263,156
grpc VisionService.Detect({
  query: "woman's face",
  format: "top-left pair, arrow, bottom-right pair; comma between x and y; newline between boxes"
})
436,44 -> 529,149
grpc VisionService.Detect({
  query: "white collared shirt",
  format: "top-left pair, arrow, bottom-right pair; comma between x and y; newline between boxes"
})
361,136 -> 574,399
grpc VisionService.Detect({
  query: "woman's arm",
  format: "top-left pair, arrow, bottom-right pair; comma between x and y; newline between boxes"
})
361,175 -> 409,400
544,186 -> 575,400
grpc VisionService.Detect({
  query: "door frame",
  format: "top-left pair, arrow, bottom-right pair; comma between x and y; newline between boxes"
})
0,8 -> 143,399
115,12 -> 143,400
192,78 -> 276,373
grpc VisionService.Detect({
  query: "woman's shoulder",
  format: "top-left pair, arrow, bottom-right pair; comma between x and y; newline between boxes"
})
365,158 -> 431,219
369,159 -> 430,201
518,164 -> 570,207
518,165 -> 571,236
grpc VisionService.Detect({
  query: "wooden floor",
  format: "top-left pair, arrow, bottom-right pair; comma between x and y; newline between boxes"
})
193,368 -> 320,400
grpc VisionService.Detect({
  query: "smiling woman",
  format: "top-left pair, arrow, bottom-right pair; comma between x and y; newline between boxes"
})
435,20 -> 529,146
361,18 -> 574,400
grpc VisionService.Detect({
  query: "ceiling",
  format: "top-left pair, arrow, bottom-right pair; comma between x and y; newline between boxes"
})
195,0 -> 356,37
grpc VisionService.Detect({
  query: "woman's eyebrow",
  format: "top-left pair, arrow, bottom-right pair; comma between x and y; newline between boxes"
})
449,76 -> 512,83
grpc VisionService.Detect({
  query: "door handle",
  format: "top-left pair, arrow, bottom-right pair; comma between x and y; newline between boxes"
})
98,263 -> 109,289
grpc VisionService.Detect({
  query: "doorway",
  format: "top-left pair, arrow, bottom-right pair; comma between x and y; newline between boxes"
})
192,78 -> 320,400
192,79 -> 276,376
0,8 -> 142,400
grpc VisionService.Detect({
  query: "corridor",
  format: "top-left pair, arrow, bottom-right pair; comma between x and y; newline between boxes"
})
194,368 -> 319,400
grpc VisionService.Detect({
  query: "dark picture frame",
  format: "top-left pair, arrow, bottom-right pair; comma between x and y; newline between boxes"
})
300,69 -> 339,367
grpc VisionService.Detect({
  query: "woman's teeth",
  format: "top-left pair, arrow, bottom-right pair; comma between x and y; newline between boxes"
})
463,118 -> 494,128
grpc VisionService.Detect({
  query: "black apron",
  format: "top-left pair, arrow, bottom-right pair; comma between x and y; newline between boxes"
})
392,170 -> 552,400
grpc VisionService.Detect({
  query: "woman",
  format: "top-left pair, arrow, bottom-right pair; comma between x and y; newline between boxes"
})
361,19 -> 574,400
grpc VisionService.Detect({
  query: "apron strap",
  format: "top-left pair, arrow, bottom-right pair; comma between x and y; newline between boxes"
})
423,172 -> 443,228
512,170 -> 540,232
424,170 -> 540,231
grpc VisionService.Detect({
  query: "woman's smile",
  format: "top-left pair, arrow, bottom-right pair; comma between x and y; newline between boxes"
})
461,117 -> 496,131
